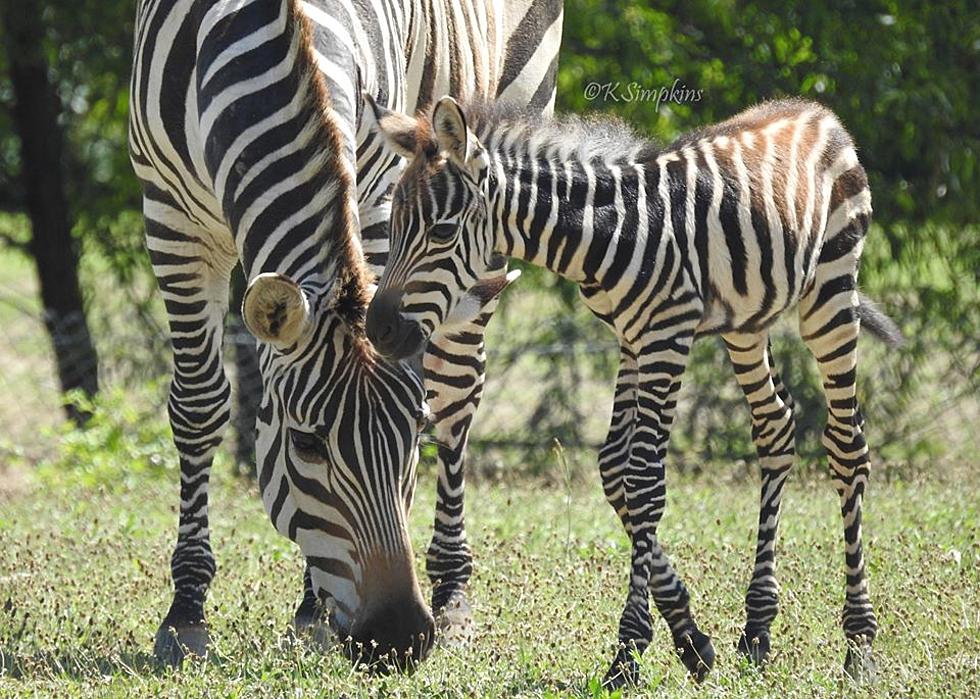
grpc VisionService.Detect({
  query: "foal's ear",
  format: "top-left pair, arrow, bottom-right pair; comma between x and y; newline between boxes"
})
364,92 -> 419,159
433,96 -> 488,182
432,97 -> 471,164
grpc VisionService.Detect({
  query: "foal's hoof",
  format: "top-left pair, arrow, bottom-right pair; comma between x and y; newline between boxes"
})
434,591 -> 475,647
602,648 -> 640,691
736,627 -> 771,666
153,621 -> 209,667
676,629 -> 715,682
843,642 -> 877,684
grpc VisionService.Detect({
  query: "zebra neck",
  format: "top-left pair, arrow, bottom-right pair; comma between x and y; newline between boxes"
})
197,0 -> 366,299
488,146 -> 641,285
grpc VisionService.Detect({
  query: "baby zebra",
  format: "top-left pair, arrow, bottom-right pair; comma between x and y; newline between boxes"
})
364,96 -> 902,687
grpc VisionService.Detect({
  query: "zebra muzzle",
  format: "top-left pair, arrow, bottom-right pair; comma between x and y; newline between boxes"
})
366,288 -> 427,359
343,552 -> 435,671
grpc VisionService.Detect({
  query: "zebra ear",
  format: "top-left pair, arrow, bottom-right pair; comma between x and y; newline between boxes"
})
432,96 -> 471,165
242,273 -> 312,349
433,96 -> 487,183
364,92 -> 419,159
443,269 -> 521,328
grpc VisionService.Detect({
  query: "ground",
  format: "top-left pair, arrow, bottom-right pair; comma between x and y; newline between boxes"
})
1,240 -> 977,697
1,460 -> 978,697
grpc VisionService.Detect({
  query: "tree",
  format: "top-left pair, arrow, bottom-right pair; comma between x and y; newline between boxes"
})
1,2 -> 99,423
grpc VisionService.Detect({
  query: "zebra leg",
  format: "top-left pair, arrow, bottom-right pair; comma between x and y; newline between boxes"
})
724,333 -> 796,665
293,565 -> 332,648
422,312 -> 493,645
147,213 -> 234,666
597,345 -> 638,532
800,282 -> 878,682
605,328 -> 714,688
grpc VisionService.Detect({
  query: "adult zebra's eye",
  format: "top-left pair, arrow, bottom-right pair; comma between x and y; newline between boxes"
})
415,402 -> 432,432
289,429 -> 326,464
429,222 -> 457,241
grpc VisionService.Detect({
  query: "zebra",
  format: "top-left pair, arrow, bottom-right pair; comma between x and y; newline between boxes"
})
364,96 -> 903,686
129,0 -> 562,669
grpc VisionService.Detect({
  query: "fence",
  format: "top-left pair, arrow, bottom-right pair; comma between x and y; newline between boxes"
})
1,265 -> 977,481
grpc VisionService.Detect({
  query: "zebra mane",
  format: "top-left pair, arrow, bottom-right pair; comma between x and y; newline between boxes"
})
453,98 -> 663,166
290,0 -> 372,335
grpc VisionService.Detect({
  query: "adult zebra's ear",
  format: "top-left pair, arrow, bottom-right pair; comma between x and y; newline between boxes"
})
364,92 -> 419,160
433,96 -> 488,183
242,273 -> 313,349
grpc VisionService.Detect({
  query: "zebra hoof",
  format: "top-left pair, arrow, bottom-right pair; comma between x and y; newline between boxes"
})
291,606 -> 335,651
676,629 -> 715,682
153,621 -> 209,667
434,592 -> 475,647
736,627 -> 771,666
843,642 -> 877,684
602,647 -> 640,691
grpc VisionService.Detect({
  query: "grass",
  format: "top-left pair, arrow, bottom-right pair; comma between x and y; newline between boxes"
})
2,452 -> 978,697
0,224 -> 977,696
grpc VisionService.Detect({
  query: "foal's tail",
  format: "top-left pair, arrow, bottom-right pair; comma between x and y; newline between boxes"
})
857,292 -> 905,348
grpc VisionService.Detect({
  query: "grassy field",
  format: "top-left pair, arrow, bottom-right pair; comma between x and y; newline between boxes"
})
1,237 -> 977,697
2,455 -> 978,697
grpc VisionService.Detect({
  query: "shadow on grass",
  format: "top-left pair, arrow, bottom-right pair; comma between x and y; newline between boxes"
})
0,643 -> 171,680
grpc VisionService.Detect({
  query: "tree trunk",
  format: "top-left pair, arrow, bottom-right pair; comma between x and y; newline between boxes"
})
2,3 -> 99,423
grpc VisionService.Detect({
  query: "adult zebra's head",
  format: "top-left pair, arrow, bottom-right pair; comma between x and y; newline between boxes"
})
363,96 -> 519,360
242,271 -> 434,669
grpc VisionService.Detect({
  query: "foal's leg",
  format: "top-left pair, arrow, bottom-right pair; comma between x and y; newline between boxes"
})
800,277 -> 878,680
422,306 -> 497,644
146,207 -> 235,665
598,345 -> 639,533
605,321 -> 714,688
581,285 -> 637,533
724,332 -> 796,665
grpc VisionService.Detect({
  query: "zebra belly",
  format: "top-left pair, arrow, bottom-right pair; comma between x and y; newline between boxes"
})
694,237 -> 814,337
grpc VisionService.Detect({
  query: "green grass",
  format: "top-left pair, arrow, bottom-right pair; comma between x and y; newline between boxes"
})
2,457 -> 978,697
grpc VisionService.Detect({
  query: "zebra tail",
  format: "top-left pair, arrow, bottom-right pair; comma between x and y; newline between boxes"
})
857,292 -> 905,348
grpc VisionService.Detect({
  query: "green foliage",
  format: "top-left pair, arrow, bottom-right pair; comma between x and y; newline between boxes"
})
558,0 -> 980,227
0,1 -> 145,281
36,383 -> 178,492
0,1 -> 976,472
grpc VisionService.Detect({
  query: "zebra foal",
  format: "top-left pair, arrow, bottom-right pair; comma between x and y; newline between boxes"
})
364,96 -> 902,687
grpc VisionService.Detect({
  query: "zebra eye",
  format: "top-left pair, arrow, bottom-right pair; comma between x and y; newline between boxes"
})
289,429 -> 326,464
429,222 -> 457,241
416,403 -> 432,432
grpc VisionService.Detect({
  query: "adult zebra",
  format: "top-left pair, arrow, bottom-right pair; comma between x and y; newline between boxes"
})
365,97 -> 902,686
129,0 -> 562,668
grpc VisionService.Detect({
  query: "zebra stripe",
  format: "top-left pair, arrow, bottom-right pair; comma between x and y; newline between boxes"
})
130,0 -> 562,669
367,96 -> 901,685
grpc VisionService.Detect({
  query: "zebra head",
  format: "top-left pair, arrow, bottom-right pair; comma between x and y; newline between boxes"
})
363,96 -> 519,360
242,272 -> 434,669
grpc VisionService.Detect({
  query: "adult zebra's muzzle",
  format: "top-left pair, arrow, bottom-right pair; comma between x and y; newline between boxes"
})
342,551 -> 436,671
366,288 -> 427,360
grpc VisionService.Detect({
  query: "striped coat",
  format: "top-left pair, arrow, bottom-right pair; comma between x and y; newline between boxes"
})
366,96 -> 901,685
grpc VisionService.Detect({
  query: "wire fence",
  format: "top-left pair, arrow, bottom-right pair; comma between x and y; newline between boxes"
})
1,272 -> 978,481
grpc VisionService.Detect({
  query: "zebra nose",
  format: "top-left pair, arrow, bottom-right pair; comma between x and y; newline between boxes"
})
346,595 -> 435,671
366,288 -> 404,349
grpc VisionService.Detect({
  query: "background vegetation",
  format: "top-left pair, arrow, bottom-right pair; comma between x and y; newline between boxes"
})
1,1 -> 978,696
1,0 -> 977,472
